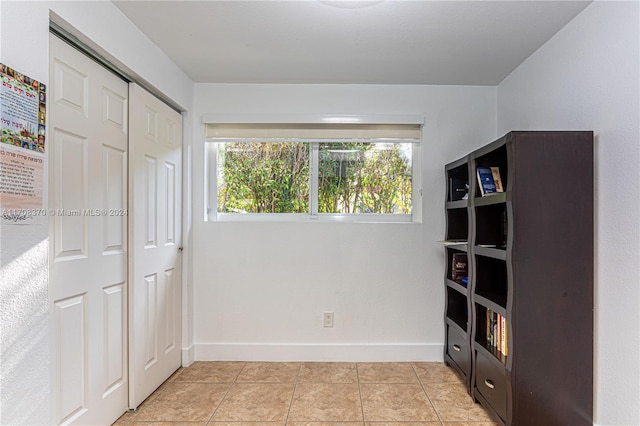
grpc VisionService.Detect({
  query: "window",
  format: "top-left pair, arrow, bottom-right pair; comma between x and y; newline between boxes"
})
217,141 -> 310,213
206,119 -> 422,222
316,142 -> 413,214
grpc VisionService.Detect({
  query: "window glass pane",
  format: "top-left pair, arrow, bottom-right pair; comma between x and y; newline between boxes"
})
318,142 -> 412,214
217,142 -> 309,213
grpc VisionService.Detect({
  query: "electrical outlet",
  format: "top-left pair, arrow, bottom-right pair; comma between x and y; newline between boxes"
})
323,311 -> 334,328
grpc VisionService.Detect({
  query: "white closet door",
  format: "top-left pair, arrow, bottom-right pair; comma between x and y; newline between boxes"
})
49,34 -> 129,425
128,83 -> 183,409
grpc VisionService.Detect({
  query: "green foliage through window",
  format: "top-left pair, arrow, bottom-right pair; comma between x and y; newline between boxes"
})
218,142 -> 309,213
216,141 -> 412,215
318,142 -> 411,214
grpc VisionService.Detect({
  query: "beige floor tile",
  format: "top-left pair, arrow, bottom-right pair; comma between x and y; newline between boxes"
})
122,423 -> 207,426
175,361 -> 246,383
357,363 -> 419,384
441,422 -> 498,426
210,423 -> 285,426
167,367 -> 186,381
424,383 -> 494,423
289,423 -> 365,426
133,366 -> 186,411
112,411 -> 138,423
212,383 -> 295,421
298,363 -> 358,383
359,384 -> 439,422
288,383 -> 363,421
236,362 -> 301,383
135,382 -> 231,422
365,423 -> 441,426
121,362 -> 500,426
412,362 -> 463,385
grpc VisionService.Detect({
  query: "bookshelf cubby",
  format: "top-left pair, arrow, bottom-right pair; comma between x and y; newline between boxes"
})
446,209 -> 468,241
474,304 -> 508,365
446,286 -> 468,331
447,160 -> 469,204
442,131 -> 593,426
474,256 -> 507,308
475,203 -> 507,249
446,248 -> 467,283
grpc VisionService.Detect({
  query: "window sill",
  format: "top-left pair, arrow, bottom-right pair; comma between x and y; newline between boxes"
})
208,213 -> 417,224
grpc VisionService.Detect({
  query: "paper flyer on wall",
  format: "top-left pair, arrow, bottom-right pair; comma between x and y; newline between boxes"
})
0,63 -> 46,224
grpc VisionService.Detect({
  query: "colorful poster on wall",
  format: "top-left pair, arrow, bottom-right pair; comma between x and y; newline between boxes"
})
0,64 -> 46,224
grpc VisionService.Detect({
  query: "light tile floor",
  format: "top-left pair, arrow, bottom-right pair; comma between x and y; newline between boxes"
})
114,362 -> 497,426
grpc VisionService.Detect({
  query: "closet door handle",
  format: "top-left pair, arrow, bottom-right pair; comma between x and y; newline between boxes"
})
484,378 -> 495,389
452,344 -> 461,352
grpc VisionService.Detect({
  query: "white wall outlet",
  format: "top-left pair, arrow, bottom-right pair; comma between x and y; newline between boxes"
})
323,311 -> 334,328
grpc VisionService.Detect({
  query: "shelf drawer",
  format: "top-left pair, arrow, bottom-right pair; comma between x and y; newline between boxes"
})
446,325 -> 469,376
475,351 -> 507,421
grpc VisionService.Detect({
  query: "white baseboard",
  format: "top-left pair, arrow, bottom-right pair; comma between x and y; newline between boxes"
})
194,343 -> 444,362
182,345 -> 195,367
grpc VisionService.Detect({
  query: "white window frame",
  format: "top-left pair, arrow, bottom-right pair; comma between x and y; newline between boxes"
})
204,114 -> 423,223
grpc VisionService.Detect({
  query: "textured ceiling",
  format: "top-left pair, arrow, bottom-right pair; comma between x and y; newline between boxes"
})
113,0 -> 591,85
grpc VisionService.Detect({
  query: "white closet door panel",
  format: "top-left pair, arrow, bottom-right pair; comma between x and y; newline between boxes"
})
49,34 -> 128,426
129,83 -> 182,409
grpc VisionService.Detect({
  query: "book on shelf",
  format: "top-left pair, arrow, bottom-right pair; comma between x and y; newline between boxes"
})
501,316 -> 508,356
476,167 -> 497,196
487,309 -> 493,347
495,312 -> 501,352
498,315 -> 502,353
490,167 -> 504,192
449,177 -> 469,201
486,310 -> 509,357
451,253 -> 468,284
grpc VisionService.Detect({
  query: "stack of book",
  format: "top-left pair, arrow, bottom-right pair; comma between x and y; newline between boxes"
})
451,253 -> 468,286
476,166 -> 504,196
486,309 -> 508,356
449,178 -> 469,201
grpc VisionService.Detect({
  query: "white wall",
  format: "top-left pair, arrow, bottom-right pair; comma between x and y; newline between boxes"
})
192,84 -> 496,361
3,0 -> 632,424
0,2 -> 194,424
497,2 -> 640,425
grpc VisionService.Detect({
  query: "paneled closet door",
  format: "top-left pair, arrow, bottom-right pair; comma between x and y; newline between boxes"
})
49,33 -> 129,425
128,83 -> 183,409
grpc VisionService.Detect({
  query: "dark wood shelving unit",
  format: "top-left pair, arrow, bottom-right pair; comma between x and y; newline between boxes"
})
443,157 -> 472,387
443,131 -> 593,426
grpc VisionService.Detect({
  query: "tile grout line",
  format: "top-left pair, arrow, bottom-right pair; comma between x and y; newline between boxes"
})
411,362 -> 445,426
284,362 -> 303,424
126,366 -> 182,422
206,362 -> 247,424
355,362 -> 366,424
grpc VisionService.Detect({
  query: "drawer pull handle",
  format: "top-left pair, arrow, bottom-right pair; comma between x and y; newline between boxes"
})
452,344 -> 461,352
484,379 -> 495,389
